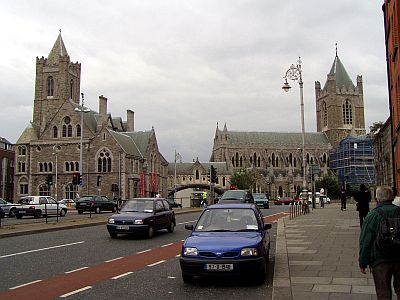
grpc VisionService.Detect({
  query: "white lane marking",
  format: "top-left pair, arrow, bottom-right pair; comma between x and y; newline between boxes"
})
60,286 -> 92,298
0,241 -> 85,259
148,260 -> 166,267
105,257 -> 124,263
9,280 -> 42,290
65,267 -> 88,274
177,220 -> 197,225
168,276 -> 176,279
161,243 -> 173,248
112,272 -> 133,280
136,249 -> 152,254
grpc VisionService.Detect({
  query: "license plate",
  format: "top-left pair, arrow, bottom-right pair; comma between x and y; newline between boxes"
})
80,203 -> 87,206
205,264 -> 233,271
117,225 -> 129,230
18,210 -> 26,214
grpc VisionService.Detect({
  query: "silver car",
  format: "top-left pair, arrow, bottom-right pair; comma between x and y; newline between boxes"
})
0,198 -> 20,217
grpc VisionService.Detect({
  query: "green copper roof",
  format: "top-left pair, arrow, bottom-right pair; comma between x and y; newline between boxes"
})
325,55 -> 355,90
48,33 -> 69,64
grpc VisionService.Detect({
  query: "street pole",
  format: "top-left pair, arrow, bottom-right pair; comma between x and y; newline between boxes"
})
53,145 -> 59,200
283,56 -> 307,190
79,93 -> 84,195
174,150 -> 177,200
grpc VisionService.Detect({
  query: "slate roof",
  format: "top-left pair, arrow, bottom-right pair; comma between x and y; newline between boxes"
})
16,125 -> 38,144
324,54 -> 355,90
225,131 -> 330,148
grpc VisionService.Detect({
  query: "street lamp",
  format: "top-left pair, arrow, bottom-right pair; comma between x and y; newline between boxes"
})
74,93 -> 90,196
283,57 -> 306,189
52,145 -> 61,200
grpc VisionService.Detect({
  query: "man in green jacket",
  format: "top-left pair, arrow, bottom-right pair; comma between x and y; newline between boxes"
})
359,186 -> 400,299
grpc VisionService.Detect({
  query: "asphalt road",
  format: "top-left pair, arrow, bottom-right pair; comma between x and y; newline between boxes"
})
0,206 -> 288,299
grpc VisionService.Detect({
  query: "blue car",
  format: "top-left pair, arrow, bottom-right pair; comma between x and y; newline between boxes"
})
253,193 -> 270,209
180,203 -> 271,284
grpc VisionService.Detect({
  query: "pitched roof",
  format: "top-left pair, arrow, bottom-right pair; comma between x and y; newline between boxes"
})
16,125 -> 38,144
48,33 -> 69,64
226,131 -> 330,148
324,55 -> 355,90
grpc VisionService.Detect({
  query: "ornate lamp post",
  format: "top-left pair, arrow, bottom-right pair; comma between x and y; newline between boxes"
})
283,57 -> 306,189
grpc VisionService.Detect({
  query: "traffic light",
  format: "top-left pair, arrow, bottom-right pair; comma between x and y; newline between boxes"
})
78,174 -> 83,186
72,172 -> 78,185
210,165 -> 217,183
45,175 -> 53,186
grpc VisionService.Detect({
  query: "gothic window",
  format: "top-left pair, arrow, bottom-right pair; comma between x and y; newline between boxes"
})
272,153 -> 275,167
231,157 -> 234,166
253,153 -> 257,167
97,149 -> 112,172
39,163 -> 43,172
47,76 -> 54,97
65,162 -> 69,172
75,162 -> 79,171
196,170 -> 199,180
70,79 -> 74,100
65,183 -> 78,200
39,184 -> 50,196
20,182 -> 28,195
235,152 -> 239,167
18,146 -> 26,156
240,156 -> 243,167
70,162 -> 74,171
18,161 -> 26,173
62,116 -> 73,137
342,100 -> 353,125
76,124 -> 81,137
307,153 -> 310,164
322,102 -> 328,127
53,126 -> 58,138
275,156 -> 279,167
44,163 -> 48,172
257,156 -> 261,167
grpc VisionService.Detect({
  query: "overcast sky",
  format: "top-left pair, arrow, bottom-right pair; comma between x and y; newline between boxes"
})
0,0 -> 389,162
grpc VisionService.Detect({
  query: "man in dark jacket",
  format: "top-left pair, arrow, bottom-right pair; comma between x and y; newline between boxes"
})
340,185 -> 347,211
354,184 -> 371,228
359,186 -> 400,299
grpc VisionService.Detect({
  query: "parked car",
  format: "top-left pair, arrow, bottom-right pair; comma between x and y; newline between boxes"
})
180,203 -> 271,284
218,190 -> 254,204
0,207 -> 4,218
58,199 -> 76,208
253,193 -> 269,209
107,198 -> 176,239
0,198 -> 20,217
75,195 -> 116,214
274,197 -> 297,205
15,196 -> 68,219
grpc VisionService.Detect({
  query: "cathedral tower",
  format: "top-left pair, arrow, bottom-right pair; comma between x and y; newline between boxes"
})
33,33 -> 81,135
315,51 -> 366,148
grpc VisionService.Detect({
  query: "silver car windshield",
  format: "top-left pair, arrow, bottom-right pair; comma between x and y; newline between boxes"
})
195,208 -> 259,232
120,200 -> 154,213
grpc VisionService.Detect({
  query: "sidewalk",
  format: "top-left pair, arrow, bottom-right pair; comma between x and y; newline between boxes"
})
273,203 -> 377,300
0,208 -> 202,238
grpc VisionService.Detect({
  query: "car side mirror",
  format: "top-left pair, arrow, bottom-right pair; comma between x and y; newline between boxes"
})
185,224 -> 194,231
264,223 -> 272,230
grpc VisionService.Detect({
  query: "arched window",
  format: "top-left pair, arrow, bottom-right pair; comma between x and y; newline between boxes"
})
240,156 -> 243,167
53,126 -> 58,138
65,162 -> 69,172
76,124 -> 81,137
62,116 -> 73,137
39,184 -> 50,196
342,100 -> 353,125
235,153 -> 239,167
18,146 -> 26,156
47,76 -> 54,97
322,102 -> 328,127
39,163 -> 43,172
97,149 -> 112,172
65,183 -> 78,200
272,153 -> 275,167
75,162 -> 79,172
231,157 -> 234,166
257,156 -> 261,167
70,79 -> 74,100
48,163 -> 53,172
195,170 -> 199,180
44,163 -> 48,172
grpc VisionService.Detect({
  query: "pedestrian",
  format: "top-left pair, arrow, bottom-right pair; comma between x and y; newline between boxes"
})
340,185 -> 347,211
354,184 -> 371,228
359,186 -> 400,299
320,188 -> 325,208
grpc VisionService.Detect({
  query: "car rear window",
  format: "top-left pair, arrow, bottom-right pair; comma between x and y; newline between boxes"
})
220,190 -> 245,200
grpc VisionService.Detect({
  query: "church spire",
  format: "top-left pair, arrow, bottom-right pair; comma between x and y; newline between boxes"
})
324,47 -> 355,90
48,32 -> 69,64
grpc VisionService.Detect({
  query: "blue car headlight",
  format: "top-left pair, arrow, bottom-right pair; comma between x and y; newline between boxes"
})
183,247 -> 198,256
241,248 -> 258,256
134,220 -> 143,225
108,218 -> 115,224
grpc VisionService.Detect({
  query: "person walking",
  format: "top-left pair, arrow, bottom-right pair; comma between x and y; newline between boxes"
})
359,186 -> 400,299
340,185 -> 347,211
320,188 -> 325,208
354,184 -> 371,228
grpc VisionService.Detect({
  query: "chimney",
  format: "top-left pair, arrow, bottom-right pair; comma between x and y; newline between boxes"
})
127,110 -> 135,132
99,95 -> 108,117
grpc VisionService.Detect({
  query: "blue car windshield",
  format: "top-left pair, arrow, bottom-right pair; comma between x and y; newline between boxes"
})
121,200 -> 154,213
195,208 -> 260,232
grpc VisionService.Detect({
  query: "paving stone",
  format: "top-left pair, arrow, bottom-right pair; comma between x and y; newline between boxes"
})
351,285 -> 376,294
312,284 -> 351,293
273,278 -> 291,287
332,278 -> 368,285
289,260 -> 323,266
291,276 -> 331,284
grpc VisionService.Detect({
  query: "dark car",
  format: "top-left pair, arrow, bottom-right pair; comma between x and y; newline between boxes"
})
107,198 -> 176,239
180,203 -> 271,284
165,198 -> 183,209
218,190 -> 254,204
253,193 -> 269,209
75,195 -> 116,214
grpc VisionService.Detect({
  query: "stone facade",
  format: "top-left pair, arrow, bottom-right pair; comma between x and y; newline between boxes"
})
0,137 -> 14,201
211,124 -> 331,198
315,54 -> 366,148
14,34 -> 168,201
373,117 -> 393,187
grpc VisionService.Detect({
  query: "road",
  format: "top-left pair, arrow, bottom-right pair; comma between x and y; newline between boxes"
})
0,206 -> 288,299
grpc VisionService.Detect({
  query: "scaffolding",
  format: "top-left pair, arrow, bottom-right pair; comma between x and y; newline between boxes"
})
329,135 -> 375,186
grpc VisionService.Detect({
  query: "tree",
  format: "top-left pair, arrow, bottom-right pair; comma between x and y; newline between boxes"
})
315,175 -> 339,199
369,121 -> 384,135
230,169 -> 255,190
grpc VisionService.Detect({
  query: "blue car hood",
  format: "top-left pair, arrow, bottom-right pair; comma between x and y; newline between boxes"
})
185,232 -> 262,251
111,212 -> 152,220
